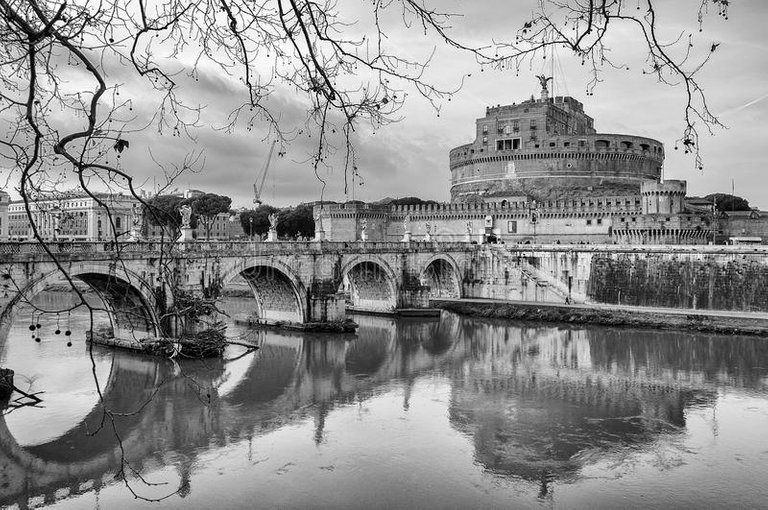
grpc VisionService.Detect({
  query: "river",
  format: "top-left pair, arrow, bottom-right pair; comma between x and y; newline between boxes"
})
1,292 -> 767,509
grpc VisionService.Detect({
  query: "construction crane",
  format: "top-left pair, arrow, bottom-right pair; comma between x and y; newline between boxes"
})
253,140 -> 277,205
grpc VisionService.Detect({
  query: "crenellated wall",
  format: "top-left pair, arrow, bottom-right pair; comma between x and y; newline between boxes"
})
314,199 -> 712,245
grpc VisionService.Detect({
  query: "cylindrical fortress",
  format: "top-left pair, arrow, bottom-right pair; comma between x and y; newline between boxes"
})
449,92 -> 664,202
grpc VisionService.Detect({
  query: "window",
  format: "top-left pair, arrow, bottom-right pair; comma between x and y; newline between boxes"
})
530,119 -> 537,130
513,138 -> 521,149
482,125 -> 488,134
586,219 -> 592,225
512,120 -> 520,132
596,218 -> 603,225
116,217 -> 121,229
496,140 -> 504,151
549,142 -> 556,148
507,220 -> 517,233
564,141 -> 570,147
579,139 -> 586,148
482,136 -> 487,145
504,125 -> 511,135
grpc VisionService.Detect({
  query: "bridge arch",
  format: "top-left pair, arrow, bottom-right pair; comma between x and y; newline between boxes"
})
221,258 -> 307,323
339,255 -> 398,313
0,261 -> 160,340
420,254 -> 463,299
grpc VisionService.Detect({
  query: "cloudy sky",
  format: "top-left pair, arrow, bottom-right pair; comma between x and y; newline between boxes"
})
16,0 -> 768,209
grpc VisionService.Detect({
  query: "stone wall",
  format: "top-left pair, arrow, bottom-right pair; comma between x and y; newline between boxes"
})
587,252 -> 768,311
476,245 -> 768,313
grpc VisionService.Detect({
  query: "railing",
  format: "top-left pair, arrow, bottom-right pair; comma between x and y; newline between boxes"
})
0,240 -> 478,258
488,243 -> 768,256
3,240 -> 766,260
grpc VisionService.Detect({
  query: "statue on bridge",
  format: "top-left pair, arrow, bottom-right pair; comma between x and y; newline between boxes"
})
129,203 -> 142,241
360,218 -> 368,242
178,204 -> 194,243
465,221 -> 473,243
179,204 -> 193,229
401,214 -> 412,243
313,209 -> 325,241
267,212 -> 279,242
424,222 -> 432,242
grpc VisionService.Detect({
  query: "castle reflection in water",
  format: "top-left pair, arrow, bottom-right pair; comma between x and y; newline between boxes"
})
1,310 -> 767,507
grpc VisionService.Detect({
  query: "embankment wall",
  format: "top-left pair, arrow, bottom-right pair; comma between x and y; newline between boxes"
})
474,246 -> 768,312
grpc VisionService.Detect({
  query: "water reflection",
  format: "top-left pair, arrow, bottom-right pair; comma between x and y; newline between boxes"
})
1,300 -> 767,507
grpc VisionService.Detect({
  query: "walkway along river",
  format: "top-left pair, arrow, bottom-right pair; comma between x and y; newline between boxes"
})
0,292 -> 767,508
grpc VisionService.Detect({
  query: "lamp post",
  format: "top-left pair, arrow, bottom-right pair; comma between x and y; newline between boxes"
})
51,205 -> 61,241
249,216 -> 253,239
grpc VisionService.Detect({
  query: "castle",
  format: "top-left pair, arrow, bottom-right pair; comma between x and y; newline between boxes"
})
314,79 -> 727,245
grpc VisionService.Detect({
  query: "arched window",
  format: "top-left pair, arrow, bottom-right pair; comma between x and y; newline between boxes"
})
595,140 -> 610,149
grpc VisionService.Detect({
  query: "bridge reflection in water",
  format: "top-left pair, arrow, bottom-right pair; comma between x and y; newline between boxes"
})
1,311 -> 768,508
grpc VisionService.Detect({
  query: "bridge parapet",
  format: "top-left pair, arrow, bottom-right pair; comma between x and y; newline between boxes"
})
0,240 -> 477,263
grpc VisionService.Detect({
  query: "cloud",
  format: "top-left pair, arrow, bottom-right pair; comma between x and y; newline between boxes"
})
5,1 -> 765,210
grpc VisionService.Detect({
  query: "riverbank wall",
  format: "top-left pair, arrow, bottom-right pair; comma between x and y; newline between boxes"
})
434,299 -> 768,336
465,245 -> 768,313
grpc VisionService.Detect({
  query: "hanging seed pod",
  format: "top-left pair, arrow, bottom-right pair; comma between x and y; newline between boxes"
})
65,330 -> 71,336
55,329 -> 61,335
29,324 -> 36,331
67,341 -> 72,347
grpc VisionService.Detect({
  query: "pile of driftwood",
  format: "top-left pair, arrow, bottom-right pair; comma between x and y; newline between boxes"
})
88,322 -> 229,359
147,325 -> 227,358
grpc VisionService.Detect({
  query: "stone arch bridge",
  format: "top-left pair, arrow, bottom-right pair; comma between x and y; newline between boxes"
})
0,241 -> 476,339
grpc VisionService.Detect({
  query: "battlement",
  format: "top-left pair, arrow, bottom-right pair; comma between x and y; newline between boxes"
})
641,179 -> 687,196
318,196 -> 645,217
485,95 -> 586,117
